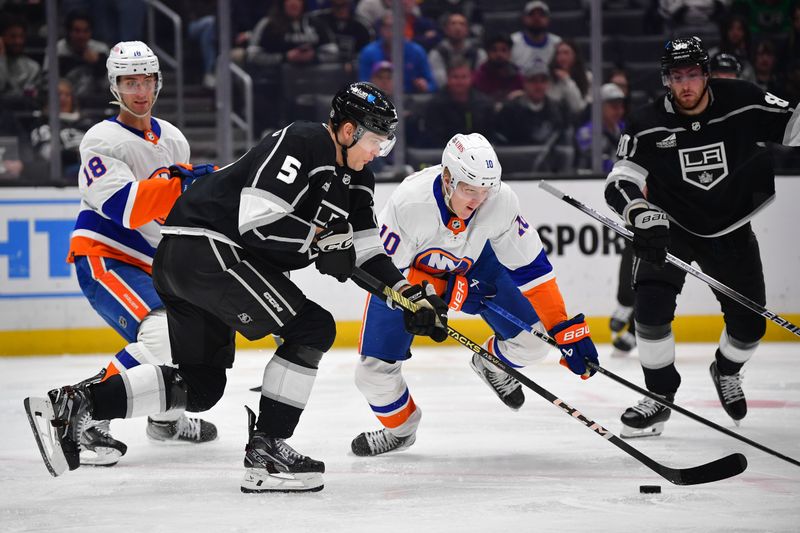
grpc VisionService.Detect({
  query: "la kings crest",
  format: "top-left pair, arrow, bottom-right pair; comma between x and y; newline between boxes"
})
678,141 -> 729,190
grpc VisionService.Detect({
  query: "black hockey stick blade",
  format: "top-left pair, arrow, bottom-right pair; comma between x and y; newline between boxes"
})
351,267 -> 748,486
249,385 -> 261,392
659,452 -> 747,486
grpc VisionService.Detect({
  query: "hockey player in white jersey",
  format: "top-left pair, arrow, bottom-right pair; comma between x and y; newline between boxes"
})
56,41 -> 218,466
351,133 -> 600,456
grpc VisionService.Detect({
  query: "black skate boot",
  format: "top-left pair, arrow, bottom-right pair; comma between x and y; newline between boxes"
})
69,368 -> 128,467
351,428 -> 416,457
241,406 -> 324,493
80,418 -> 128,466
620,393 -> 674,439
710,360 -> 747,425
470,352 -> 525,410
146,414 -> 218,443
24,383 -> 94,476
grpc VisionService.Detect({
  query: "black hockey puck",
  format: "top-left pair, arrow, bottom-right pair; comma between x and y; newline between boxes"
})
639,485 -> 661,494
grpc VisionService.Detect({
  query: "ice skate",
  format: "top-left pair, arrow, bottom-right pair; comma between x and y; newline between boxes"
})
146,414 -> 218,443
24,384 -> 93,476
240,407 -> 324,493
620,393 -> 674,438
80,418 -> 128,466
610,331 -> 637,358
351,428 -> 416,457
610,306 -> 635,358
470,353 -> 524,410
710,361 -> 747,425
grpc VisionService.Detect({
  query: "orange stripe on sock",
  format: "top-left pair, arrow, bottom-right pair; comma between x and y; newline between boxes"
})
102,362 -> 120,381
377,397 -> 417,429
99,271 -> 150,321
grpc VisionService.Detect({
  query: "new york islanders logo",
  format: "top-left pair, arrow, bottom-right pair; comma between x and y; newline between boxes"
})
414,249 -> 473,275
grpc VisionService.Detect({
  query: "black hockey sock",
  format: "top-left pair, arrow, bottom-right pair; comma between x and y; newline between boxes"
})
715,349 -> 745,375
90,375 -> 128,420
257,395 -> 301,438
642,363 -> 681,396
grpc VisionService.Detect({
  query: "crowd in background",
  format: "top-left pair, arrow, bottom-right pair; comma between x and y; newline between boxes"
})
3,0 -> 800,184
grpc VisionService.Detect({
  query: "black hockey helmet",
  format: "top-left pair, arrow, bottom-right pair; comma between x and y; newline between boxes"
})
661,36 -> 710,85
330,82 -> 398,141
710,52 -> 742,76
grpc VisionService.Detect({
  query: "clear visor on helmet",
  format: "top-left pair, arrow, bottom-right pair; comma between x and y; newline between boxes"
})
354,130 -> 396,157
453,180 -> 493,201
116,74 -> 159,95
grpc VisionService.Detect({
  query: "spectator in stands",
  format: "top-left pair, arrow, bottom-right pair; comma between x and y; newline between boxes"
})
657,0 -> 727,36
356,0 -> 391,28
510,1 -> 561,74
493,60 -> 570,161
49,12 -> 110,101
250,0 -> 339,66
609,66 -> 630,97
428,12 -> 486,88
419,58 -> 493,147
29,79 -> 92,184
575,83 -> 626,173
0,14 -> 41,107
709,14 -> 755,81
369,59 -> 394,95
548,39 -> 591,122
472,33 -> 523,104
315,0 -> 374,67
752,39 -> 783,94
356,0 -> 439,50
358,13 -> 437,93
420,0 -> 483,36
710,52 -> 743,78
184,0 -> 218,90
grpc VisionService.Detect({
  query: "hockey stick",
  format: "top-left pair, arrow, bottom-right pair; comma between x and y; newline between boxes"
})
351,266 -> 747,485
482,299 -> 800,468
538,180 -> 800,338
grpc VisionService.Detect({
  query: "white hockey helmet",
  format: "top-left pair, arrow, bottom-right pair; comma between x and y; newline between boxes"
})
441,133 -> 502,199
107,41 -> 162,114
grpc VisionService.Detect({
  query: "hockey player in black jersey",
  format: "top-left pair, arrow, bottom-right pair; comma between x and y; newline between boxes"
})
605,37 -> 800,438
23,82 -> 449,492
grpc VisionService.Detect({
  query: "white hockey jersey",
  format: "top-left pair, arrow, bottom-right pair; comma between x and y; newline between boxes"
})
67,117 -> 190,272
377,165 -> 568,328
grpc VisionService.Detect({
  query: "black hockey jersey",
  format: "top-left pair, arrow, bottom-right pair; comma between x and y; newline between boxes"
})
605,78 -> 800,236
162,121 -> 403,287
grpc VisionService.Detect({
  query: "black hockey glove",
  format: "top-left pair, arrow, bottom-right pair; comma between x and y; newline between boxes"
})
626,203 -> 670,265
314,221 -> 355,283
402,281 -> 449,342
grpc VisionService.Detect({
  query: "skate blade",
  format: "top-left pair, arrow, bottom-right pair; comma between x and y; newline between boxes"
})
241,469 -> 324,493
620,421 -> 664,439
23,396 -> 69,477
80,448 -> 124,467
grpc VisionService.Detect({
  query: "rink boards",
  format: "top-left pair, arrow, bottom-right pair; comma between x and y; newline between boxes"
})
1,178 -> 798,355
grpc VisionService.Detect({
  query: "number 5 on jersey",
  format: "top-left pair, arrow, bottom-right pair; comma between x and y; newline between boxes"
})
277,155 -> 301,184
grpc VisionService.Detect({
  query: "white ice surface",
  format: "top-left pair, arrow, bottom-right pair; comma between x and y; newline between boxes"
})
1,343 -> 799,533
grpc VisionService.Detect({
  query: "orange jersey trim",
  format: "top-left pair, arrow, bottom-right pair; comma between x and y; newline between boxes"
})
68,238 -> 153,274
129,176 -> 181,229
523,278 -> 568,331
406,267 -> 447,296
